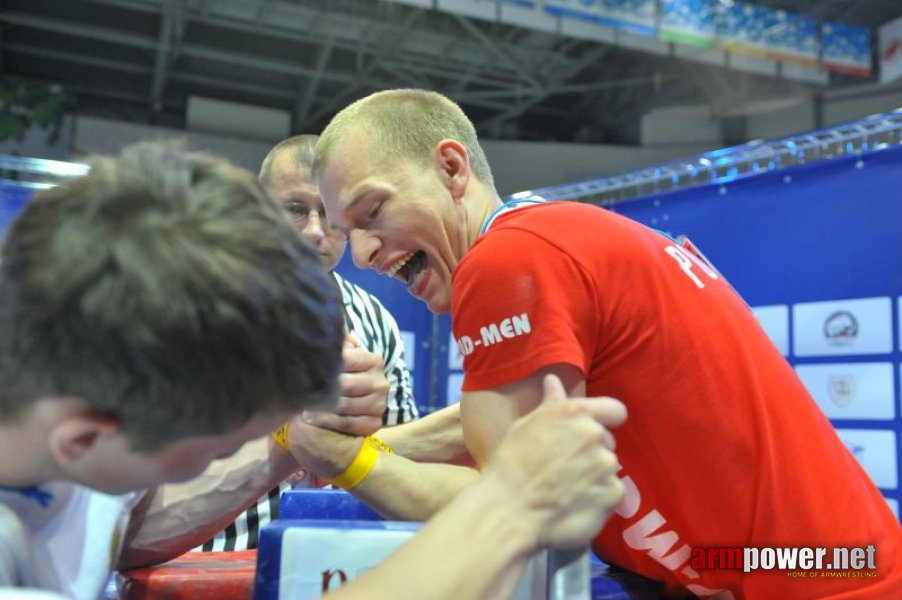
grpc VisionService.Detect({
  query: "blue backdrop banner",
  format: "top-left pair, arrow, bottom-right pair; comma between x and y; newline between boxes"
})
611,146 -> 902,517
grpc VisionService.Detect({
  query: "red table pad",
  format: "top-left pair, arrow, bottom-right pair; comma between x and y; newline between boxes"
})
118,550 -> 257,600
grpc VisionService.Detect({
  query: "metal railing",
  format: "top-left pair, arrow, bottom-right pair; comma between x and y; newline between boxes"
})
0,154 -> 89,190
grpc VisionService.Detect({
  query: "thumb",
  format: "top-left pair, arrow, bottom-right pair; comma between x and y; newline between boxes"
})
344,332 -> 359,349
541,374 -> 567,404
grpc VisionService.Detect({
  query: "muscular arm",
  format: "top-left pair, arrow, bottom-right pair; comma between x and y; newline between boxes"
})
288,367 -> 587,521
328,472 -> 532,600
461,364 -> 586,469
377,403 -> 470,465
117,437 -> 298,569
351,453 -> 478,521
326,376 -> 625,600
288,419 -> 478,521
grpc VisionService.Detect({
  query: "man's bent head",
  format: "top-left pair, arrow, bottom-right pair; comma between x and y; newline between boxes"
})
0,143 -> 344,456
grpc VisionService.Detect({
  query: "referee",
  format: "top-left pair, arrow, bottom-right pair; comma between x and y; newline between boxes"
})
197,135 -> 418,552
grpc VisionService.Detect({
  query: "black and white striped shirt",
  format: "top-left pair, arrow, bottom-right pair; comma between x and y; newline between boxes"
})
333,272 -> 417,426
195,272 -> 417,552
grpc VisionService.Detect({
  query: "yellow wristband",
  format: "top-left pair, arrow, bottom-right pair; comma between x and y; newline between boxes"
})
330,436 -> 394,490
368,436 -> 395,455
271,422 -> 290,451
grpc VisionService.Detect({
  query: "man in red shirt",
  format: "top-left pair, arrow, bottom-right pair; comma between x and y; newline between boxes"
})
312,88 -> 902,598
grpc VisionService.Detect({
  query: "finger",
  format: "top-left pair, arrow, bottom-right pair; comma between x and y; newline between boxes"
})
342,346 -> 383,373
344,332 -> 360,348
301,410 -> 383,436
570,397 -> 628,428
333,392 -> 386,417
541,374 -> 567,403
339,371 -> 389,397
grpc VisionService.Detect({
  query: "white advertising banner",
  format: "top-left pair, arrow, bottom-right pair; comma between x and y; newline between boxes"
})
449,332 -> 464,370
278,525 -> 421,599
795,362 -> 895,420
792,297 -> 893,357
888,498 -> 899,520
276,524 -> 586,599
835,428 -> 898,490
879,14 -> 902,83
751,304 -> 789,356
446,372 -> 464,406
400,330 -> 416,371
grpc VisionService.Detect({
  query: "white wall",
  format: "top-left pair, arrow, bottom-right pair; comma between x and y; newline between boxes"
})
640,105 -> 724,146
743,86 -> 902,141
642,83 -> 902,146
186,96 -> 290,142
483,139 -> 714,196
822,90 -> 902,126
68,115 -> 712,197
0,116 -> 73,160
72,115 -> 276,173
746,100 -> 817,141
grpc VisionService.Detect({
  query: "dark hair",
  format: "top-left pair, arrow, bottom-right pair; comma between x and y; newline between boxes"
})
0,142 -> 343,450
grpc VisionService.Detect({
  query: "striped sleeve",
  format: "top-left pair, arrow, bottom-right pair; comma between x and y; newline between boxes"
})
333,273 -> 418,425
191,482 -> 287,553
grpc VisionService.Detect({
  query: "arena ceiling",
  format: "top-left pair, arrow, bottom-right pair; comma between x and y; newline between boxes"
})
2,0 -> 902,144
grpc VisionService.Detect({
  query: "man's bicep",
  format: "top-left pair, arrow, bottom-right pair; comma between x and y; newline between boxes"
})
460,363 -> 585,470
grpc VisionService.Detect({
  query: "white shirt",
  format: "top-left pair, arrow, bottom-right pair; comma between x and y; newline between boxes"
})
0,482 -> 142,599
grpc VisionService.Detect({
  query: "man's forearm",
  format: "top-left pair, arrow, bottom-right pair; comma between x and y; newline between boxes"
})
287,409 -> 477,521
327,475 -> 535,600
377,404 -> 470,464
118,437 -> 298,569
351,452 -> 479,521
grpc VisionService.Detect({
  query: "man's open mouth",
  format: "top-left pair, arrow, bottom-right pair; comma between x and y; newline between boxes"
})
397,250 -> 427,290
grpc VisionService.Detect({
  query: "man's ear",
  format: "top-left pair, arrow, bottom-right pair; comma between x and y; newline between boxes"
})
433,139 -> 471,201
48,413 -> 122,464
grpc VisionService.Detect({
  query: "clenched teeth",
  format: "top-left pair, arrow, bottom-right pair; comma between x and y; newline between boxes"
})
387,252 -> 415,278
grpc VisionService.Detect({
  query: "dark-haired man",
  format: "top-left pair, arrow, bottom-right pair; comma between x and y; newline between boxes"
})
0,142 -> 627,600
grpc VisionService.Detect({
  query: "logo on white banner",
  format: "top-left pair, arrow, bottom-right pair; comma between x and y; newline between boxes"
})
828,375 -> 856,408
823,311 -> 859,346
845,443 -> 866,463
880,14 -> 902,83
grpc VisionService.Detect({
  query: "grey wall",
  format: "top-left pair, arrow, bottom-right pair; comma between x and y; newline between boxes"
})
50,115 -> 713,196
5,77 -> 902,194
482,138 -> 714,196
72,116 -> 275,173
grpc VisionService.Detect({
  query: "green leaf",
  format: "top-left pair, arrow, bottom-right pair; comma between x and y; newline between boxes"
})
0,111 -> 29,142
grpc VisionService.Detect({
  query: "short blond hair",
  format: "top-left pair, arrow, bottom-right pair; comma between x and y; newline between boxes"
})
313,89 -> 494,188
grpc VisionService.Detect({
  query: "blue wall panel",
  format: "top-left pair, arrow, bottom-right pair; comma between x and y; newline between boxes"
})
612,149 -> 902,305
613,147 -> 902,516
0,183 -> 34,233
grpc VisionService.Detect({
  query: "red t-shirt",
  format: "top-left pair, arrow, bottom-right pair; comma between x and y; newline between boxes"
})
451,201 -> 901,598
